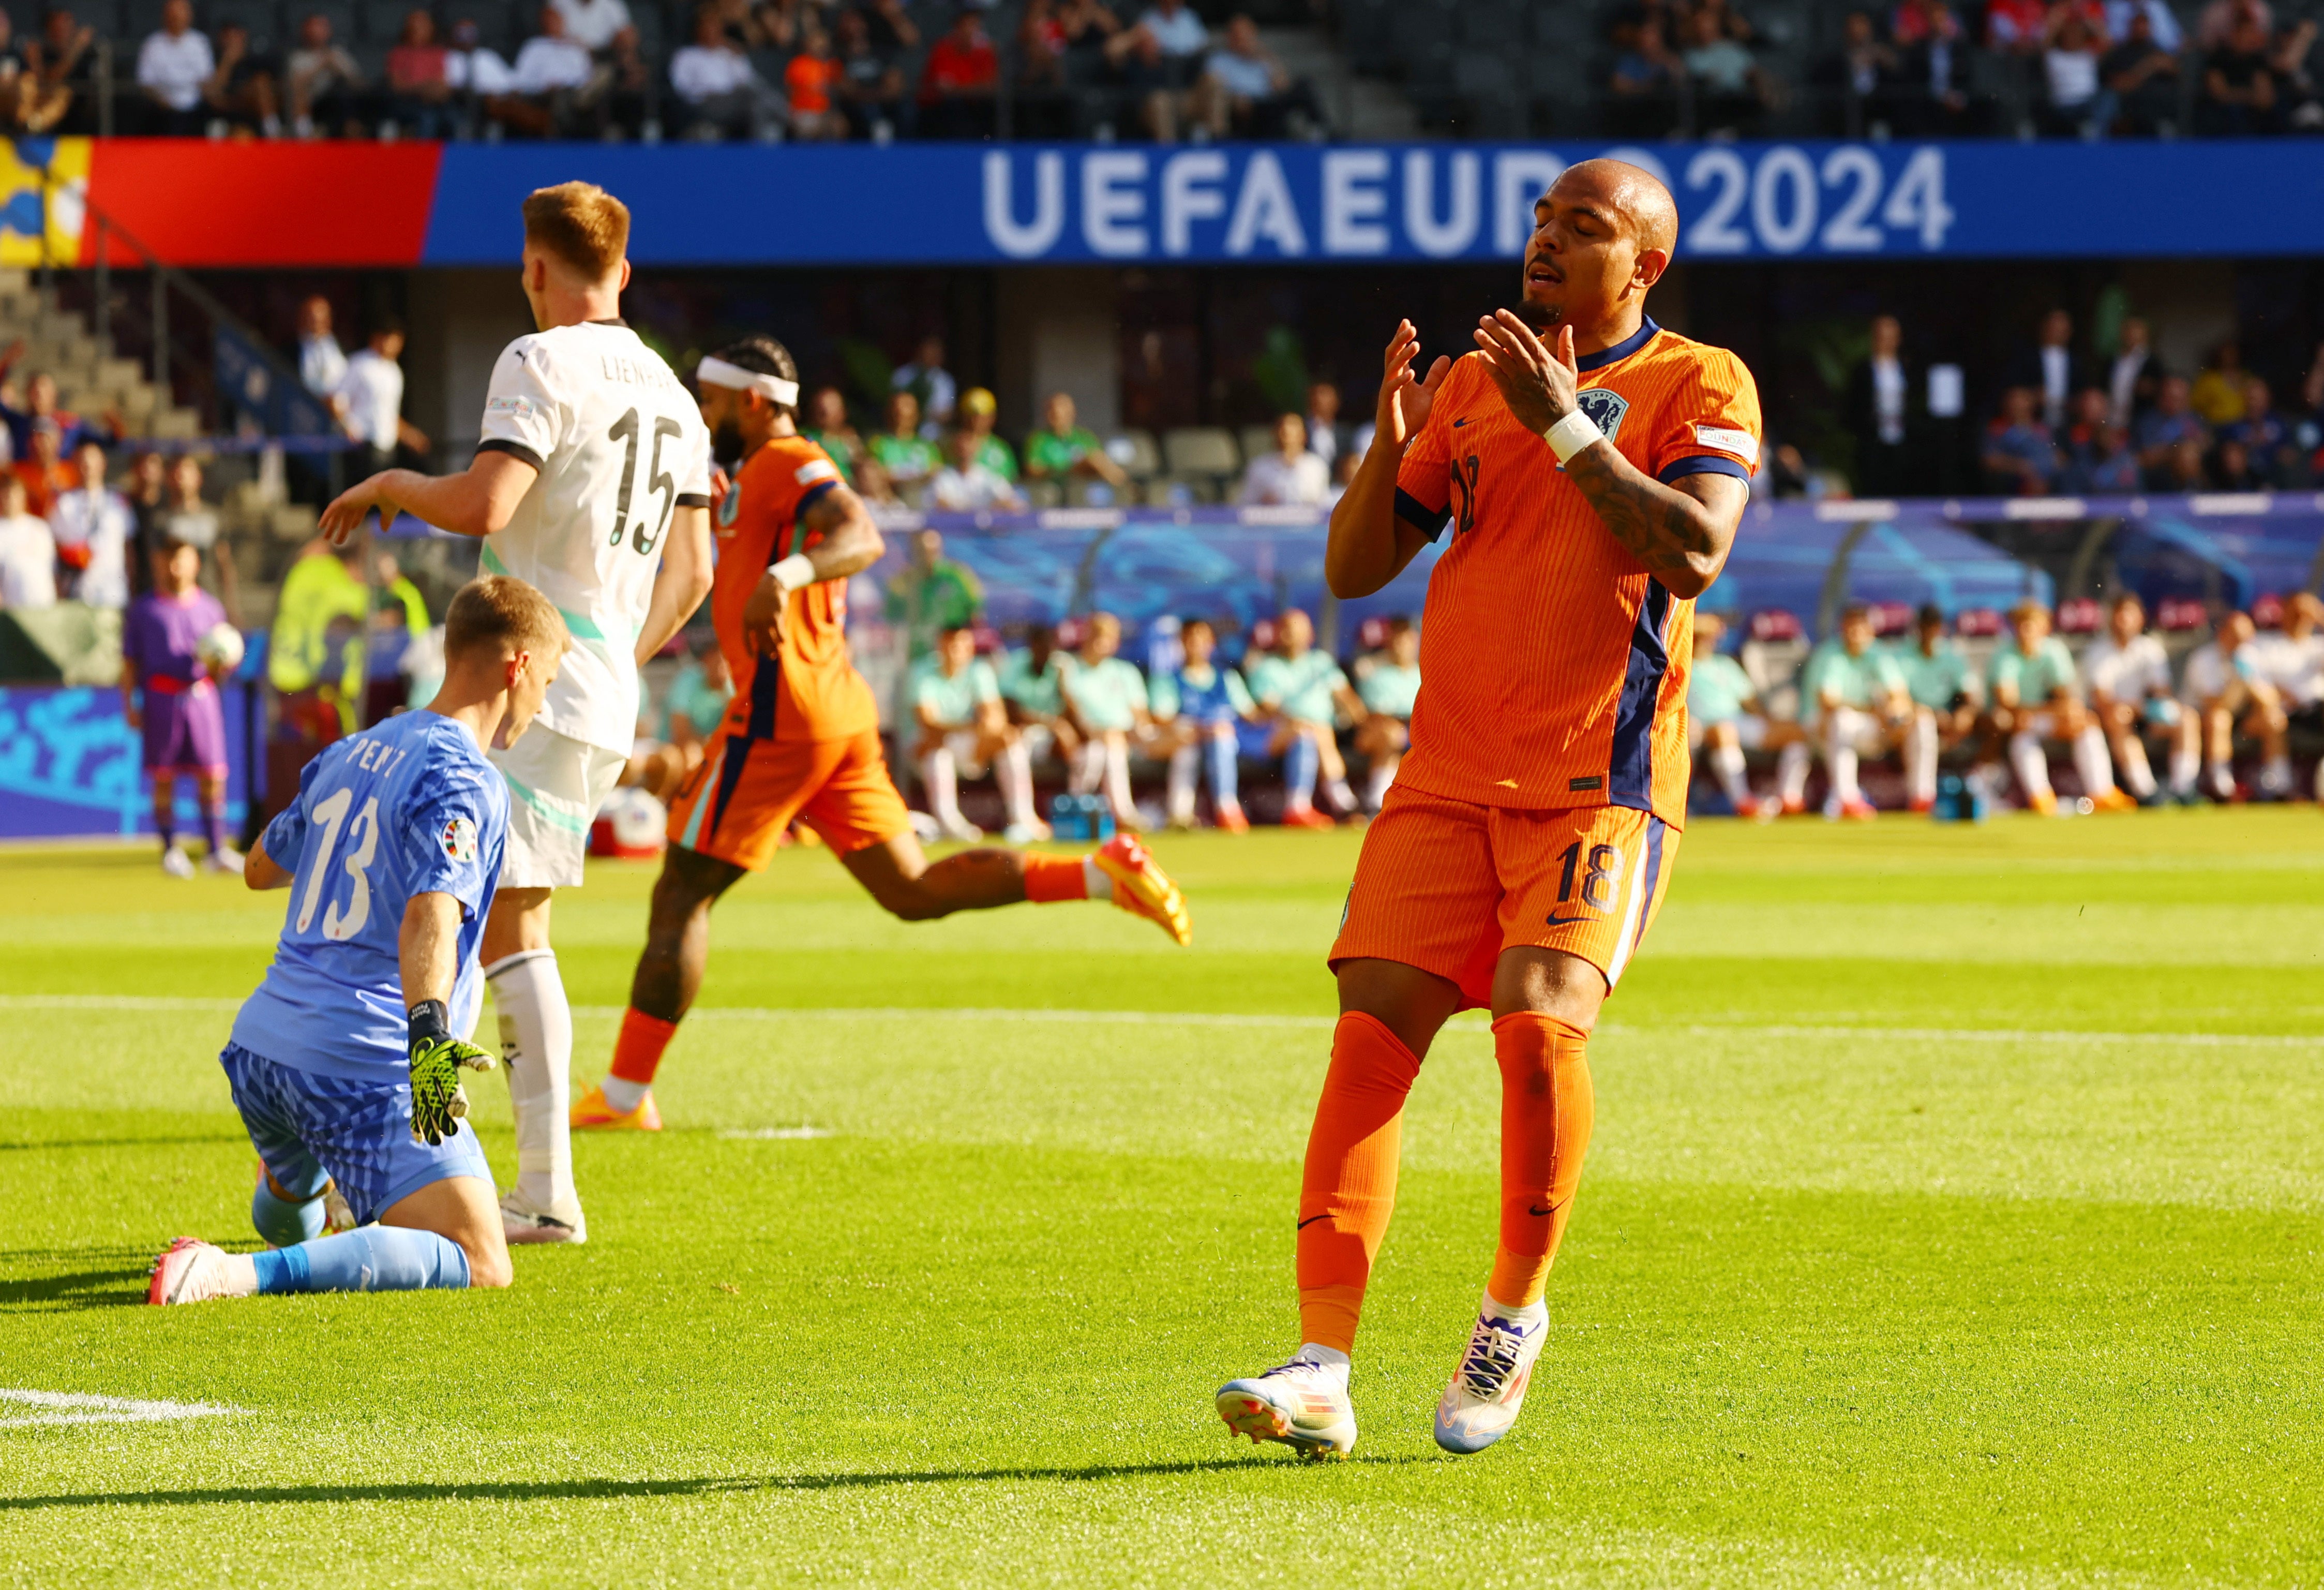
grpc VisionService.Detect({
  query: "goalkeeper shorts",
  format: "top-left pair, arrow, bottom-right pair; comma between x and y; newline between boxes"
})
220,1043 -> 492,1227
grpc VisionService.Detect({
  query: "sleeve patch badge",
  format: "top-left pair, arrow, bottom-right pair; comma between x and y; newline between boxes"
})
1693,424 -> 1759,463
794,458 -> 839,487
486,396 -> 536,419
441,815 -> 479,864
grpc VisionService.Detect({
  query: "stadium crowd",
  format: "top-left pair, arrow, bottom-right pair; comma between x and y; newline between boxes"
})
1690,588 -> 2324,817
0,0 -> 1326,141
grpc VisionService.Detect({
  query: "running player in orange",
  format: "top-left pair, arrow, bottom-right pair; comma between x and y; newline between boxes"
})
573,336 -> 1191,1131
1215,160 -> 1760,1459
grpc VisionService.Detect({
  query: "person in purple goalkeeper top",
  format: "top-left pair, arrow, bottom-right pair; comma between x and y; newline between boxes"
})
122,534 -> 244,879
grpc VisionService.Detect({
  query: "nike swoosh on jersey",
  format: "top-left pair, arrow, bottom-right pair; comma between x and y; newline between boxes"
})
1452,417 -> 1473,426
1544,912 -> 1597,926
1297,1214 -> 1331,1230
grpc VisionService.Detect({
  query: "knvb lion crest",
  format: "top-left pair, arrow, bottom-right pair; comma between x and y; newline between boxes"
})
1576,388 -> 1630,443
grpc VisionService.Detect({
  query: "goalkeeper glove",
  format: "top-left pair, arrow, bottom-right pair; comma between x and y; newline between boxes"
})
408,999 -> 496,1147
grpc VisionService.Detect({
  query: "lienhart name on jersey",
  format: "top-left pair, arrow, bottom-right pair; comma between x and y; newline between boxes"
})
1693,424 -> 1759,463
441,815 -> 478,864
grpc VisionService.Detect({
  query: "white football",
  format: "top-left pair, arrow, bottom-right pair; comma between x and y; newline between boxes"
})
197,623 -> 245,673
596,787 -> 667,858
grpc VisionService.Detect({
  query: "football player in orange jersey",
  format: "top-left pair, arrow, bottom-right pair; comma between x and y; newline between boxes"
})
574,337 -> 1191,1131
1217,160 -> 1761,1459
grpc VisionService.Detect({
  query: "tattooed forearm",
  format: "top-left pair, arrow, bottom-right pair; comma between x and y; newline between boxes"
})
1563,443 -> 1744,599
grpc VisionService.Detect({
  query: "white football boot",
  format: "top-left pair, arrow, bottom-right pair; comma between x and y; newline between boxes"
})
160,845 -> 196,880
147,1238 -> 248,1305
499,1190 -> 587,1245
1433,1296 -> 1549,1454
1216,1353 -> 1357,1460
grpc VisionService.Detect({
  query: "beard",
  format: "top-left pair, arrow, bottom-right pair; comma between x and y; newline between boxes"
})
1509,295 -> 1560,332
712,421 -> 746,463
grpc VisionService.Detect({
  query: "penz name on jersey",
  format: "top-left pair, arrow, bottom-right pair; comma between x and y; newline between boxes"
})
347,736 -> 412,779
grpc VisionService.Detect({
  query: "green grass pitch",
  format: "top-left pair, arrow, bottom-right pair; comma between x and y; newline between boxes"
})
4,810 -> 2322,1586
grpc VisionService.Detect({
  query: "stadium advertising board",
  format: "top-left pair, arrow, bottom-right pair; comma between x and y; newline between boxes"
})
9,136 -> 2321,268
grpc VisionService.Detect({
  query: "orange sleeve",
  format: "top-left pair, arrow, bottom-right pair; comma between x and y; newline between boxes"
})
1641,347 -> 1762,493
1393,355 -> 1469,542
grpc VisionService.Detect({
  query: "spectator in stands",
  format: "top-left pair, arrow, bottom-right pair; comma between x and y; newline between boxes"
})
786,25 -> 847,139
285,12 -> 368,138
137,0 -> 213,135
1891,601 -> 1983,773
1148,615 -> 1255,830
444,16 -> 516,108
0,474 -> 56,612
892,335 -> 956,434
2199,11 -> 2281,130
1238,412 -> 1331,507
1982,388 -> 2063,495
637,634 -> 731,800
158,455 -> 238,621
2276,16 -> 2321,126
955,388 -> 1018,482
1107,0 -> 1209,141
1986,0 -> 2048,53
912,622 -> 1046,842
2074,422 -> 2143,491
2082,591 -> 2195,802
1025,391 -> 1129,496
834,6 -> 908,138
2105,314 -> 2164,425
1303,380 -> 1344,468
2010,308 -> 2083,430
2102,7 -> 2181,131
198,21 -> 282,137
1248,606 -> 1363,827
929,427 -> 1028,512
869,391 -> 940,500
1981,598 -> 2132,813
24,8 -> 97,136
2222,376 -> 2296,483
2109,0 -> 2182,48
670,4 -> 779,139
552,0 -> 632,51
1680,6 -> 1774,135
489,5 -> 606,138
1018,0 -> 1071,94
1350,614 -> 1420,814
920,8 -> 999,140
296,297 -> 348,404
1608,14 -> 1683,137
122,449 -> 167,597
2190,339 -> 2248,426
386,10 -> 456,138
337,322 -> 427,478
1815,10 -> 1901,132
599,20 -> 652,137
49,438 -> 129,608
13,418 -> 77,519
2135,375 -> 2209,485
1845,313 -> 1916,496
801,384 -> 874,489
0,366 -> 115,459
999,621 -> 1082,772
2205,436 -> 2262,489
1891,0 -> 1982,132
1195,14 -> 1318,139
1801,603 -> 1930,818
2060,385 -> 2111,478
1061,611 -> 1156,831
0,11 -> 65,133
882,528 -> 984,664
2043,9 -> 2115,133
2181,607 -> 2282,798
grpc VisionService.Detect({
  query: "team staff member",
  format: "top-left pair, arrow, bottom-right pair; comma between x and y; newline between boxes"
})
574,338 -> 1190,1133
1216,160 -> 1760,1460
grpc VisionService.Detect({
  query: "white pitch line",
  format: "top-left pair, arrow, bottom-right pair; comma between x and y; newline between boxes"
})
0,1389 -> 246,1429
6,994 -> 2316,1050
717,1126 -> 835,1140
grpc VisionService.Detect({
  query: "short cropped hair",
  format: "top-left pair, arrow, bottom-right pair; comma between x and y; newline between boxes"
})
704,334 -> 801,418
444,576 -> 567,664
521,182 -> 629,281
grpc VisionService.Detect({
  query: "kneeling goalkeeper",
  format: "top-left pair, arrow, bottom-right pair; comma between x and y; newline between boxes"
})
149,577 -> 567,1304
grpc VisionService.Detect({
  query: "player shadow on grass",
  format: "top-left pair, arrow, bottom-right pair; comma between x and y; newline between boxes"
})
0,1457 -> 1433,1508
0,1249 -> 164,1311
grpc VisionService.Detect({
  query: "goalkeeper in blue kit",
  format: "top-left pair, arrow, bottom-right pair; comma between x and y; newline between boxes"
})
149,576 -> 568,1305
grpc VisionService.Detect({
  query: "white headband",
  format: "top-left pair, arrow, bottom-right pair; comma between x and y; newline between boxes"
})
697,356 -> 799,407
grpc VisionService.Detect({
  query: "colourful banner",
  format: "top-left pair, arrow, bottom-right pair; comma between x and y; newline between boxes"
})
18,136 -> 2324,270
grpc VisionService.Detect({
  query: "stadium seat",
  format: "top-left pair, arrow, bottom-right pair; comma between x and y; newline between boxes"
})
1236,424 -> 1279,467
1024,479 -> 1064,509
2057,597 -> 2104,634
2156,598 -> 2209,632
1109,429 -> 1162,480
1162,427 -> 1241,493
2252,591 -> 2285,629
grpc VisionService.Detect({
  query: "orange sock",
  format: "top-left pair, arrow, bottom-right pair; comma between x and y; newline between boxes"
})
609,1007 -> 679,1088
1022,853 -> 1090,903
1485,1012 -> 1595,1311
1296,1012 -> 1423,1355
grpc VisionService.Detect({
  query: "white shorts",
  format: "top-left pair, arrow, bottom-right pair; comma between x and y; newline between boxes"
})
1688,715 -> 1770,752
488,724 -> 628,890
938,728 -> 989,777
1822,706 -> 1893,755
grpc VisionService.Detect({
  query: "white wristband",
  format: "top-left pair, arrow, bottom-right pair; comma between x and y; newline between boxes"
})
770,554 -> 816,593
1546,409 -> 1603,464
